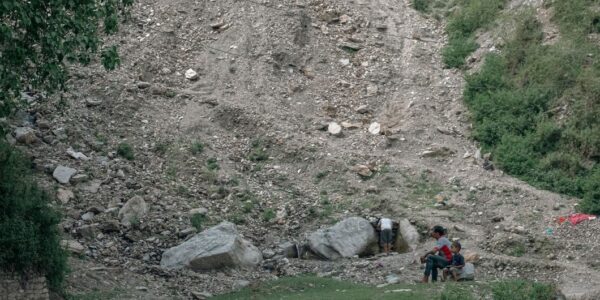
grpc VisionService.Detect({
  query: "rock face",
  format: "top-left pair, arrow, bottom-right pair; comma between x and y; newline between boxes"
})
118,196 -> 148,225
308,217 -> 377,260
160,222 -> 262,271
398,218 -> 419,252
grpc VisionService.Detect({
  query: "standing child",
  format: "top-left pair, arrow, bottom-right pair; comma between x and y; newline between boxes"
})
378,217 -> 394,255
443,241 -> 465,281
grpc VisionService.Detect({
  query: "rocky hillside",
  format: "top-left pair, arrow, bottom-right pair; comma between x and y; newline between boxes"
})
5,0 -> 600,299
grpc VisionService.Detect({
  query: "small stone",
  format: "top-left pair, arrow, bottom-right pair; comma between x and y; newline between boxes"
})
328,122 -> 342,136
353,164 -> 373,178
37,120 -> 51,129
191,291 -> 213,300
185,69 -> 199,80
67,147 -> 90,160
81,212 -> 95,221
262,249 -> 276,259
368,122 -> 381,135
491,216 -> 504,223
234,280 -> 251,290
355,105 -> 369,114
135,286 -> 148,292
137,82 -> 151,89
85,99 -> 103,107
339,42 -> 362,51
366,84 -> 378,97
118,196 -> 148,225
61,240 -> 85,255
189,207 -> 208,216
82,180 -> 102,194
366,185 -> 379,194
341,121 -> 361,129
14,127 -> 38,144
100,220 -> 121,233
339,58 -> 350,66
178,227 -> 196,238
57,188 -> 75,204
70,174 -> 89,184
463,250 -> 480,263
385,274 -> 400,284
53,166 -> 77,184
453,225 -> 465,232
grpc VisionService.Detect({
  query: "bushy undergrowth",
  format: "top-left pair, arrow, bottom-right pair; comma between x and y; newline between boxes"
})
0,138 -> 67,290
442,0 -> 506,68
465,3 -> 600,213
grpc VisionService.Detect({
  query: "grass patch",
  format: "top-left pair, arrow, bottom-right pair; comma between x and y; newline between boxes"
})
491,280 -> 556,300
413,0 -> 431,13
443,0 -> 505,68
117,142 -> 134,160
213,276 -> 433,300
190,140 -> 204,155
190,213 -> 206,231
248,139 -> 269,162
206,157 -> 220,170
262,209 -> 276,222
464,5 -> 600,213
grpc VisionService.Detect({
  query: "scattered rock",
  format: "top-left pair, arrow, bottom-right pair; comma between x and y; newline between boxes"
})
278,242 -> 299,258
327,122 -> 342,136
70,174 -> 89,184
185,69 -> 199,81
368,122 -> 381,135
463,250 -> 480,263
189,207 -> 208,216
85,99 -> 103,107
53,166 -> 77,184
352,164 -> 373,178
61,240 -> 85,255
14,127 -> 38,144
420,147 -> 454,158
262,249 -> 276,259
81,180 -> 102,194
118,196 -> 148,226
233,280 -> 251,290
355,105 -> 370,114
81,212 -> 95,221
191,291 -> 213,300
100,220 -> 121,233
341,121 -> 361,129
137,82 -> 151,89
67,147 -> 90,160
308,217 -> 377,260
385,274 -> 400,284
160,222 -> 262,271
57,188 -> 75,204
492,216 -> 504,223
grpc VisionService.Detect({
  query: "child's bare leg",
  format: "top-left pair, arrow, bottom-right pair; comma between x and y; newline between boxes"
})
451,269 -> 458,281
442,269 -> 448,281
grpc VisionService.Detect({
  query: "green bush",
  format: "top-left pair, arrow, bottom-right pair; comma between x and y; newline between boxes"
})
190,213 -> 205,231
0,139 -> 67,290
249,139 -> 269,162
413,0 -> 431,12
442,0 -> 505,68
491,280 -> 555,300
262,209 -> 276,222
464,6 -> 600,213
117,143 -> 134,160
190,141 -> 204,155
206,158 -> 220,170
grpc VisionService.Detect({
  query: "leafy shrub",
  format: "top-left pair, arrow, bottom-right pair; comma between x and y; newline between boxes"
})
442,0 -> 505,68
0,140 -> 67,290
117,143 -> 134,160
206,158 -> 220,170
262,209 -> 276,222
465,7 -> 600,213
413,0 -> 431,12
248,139 -> 269,162
190,213 -> 205,231
190,141 -> 204,155
491,280 -> 556,300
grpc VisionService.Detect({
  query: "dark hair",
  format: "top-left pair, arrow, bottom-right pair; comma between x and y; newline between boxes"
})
452,241 -> 462,250
432,225 -> 446,235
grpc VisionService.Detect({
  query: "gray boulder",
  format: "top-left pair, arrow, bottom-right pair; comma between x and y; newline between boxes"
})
398,218 -> 419,252
53,166 -> 77,184
118,196 -> 148,225
308,217 -> 377,260
14,127 -> 38,144
160,222 -> 262,271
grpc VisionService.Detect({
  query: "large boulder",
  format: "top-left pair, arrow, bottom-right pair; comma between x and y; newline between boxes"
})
308,217 -> 377,260
398,218 -> 419,252
160,222 -> 262,271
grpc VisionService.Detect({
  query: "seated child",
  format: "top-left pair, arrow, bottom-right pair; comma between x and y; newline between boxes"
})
443,241 -> 465,281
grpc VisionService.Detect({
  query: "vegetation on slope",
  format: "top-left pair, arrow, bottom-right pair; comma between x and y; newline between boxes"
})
0,137 -> 66,289
457,1 -> 600,213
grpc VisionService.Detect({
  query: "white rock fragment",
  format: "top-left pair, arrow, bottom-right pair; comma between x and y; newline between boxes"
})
185,69 -> 199,80
368,122 -> 381,135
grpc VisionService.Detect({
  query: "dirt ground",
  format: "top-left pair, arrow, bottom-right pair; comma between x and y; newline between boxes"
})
10,0 -> 600,299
